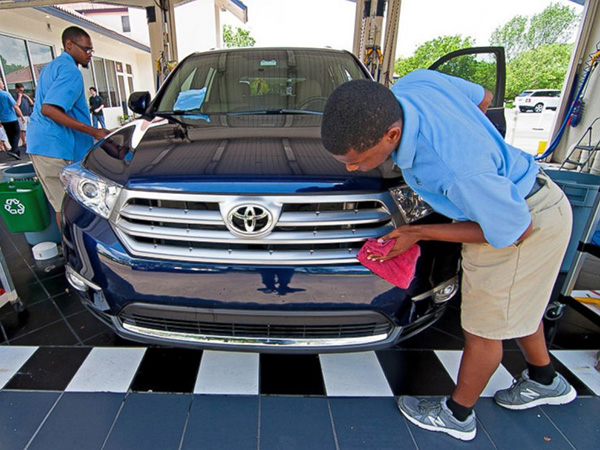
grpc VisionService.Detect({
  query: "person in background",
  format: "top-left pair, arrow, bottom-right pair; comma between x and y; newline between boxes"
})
88,87 -> 106,129
27,26 -> 109,226
12,82 -> 34,148
0,78 -> 25,160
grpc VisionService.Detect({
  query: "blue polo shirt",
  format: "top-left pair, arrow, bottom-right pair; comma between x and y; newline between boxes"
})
0,90 -> 17,122
27,52 -> 93,161
391,70 -> 539,248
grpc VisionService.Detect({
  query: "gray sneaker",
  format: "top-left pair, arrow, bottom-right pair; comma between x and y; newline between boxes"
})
397,396 -> 476,441
494,370 -> 577,410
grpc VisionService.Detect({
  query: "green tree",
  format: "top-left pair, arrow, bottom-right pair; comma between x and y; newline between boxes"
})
490,2 -> 579,61
489,16 -> 528,61
394,35 -> 475,78
222,25 -> 256,48
506,43 -> 573,100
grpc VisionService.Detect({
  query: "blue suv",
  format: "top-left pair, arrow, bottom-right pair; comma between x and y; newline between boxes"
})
61,47 -> 506,352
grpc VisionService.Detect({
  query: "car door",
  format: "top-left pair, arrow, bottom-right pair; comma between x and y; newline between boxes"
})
428,47 -> 507,137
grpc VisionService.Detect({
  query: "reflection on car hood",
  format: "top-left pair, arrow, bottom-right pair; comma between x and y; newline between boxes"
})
84,115 -> 402,187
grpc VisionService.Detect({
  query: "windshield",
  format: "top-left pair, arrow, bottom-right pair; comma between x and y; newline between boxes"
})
155,48 -> 368,115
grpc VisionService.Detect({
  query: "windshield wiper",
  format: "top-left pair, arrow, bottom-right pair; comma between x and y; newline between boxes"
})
227,109 -> 322,116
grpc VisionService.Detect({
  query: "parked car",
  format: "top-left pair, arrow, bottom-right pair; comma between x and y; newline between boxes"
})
61,46 -> 506,353
514,89 -> 561,113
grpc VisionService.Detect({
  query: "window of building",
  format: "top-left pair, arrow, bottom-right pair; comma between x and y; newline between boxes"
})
104,59 -> 119,106
28,41 -> 54,85
92,57 -> 110,106
0,34 -> 35,94
121,15 -> 131,33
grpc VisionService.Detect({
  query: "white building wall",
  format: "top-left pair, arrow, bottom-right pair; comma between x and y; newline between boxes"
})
0,7 -> 153,130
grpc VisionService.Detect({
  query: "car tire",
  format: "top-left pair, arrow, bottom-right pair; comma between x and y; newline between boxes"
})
534,103 -> 544,113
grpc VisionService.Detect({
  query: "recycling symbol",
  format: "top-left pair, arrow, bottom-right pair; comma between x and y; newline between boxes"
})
4,198 -> 25,215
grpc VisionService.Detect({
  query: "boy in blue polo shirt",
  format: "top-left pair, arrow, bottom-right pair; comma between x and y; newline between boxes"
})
27,26 -> 109,223
321,72 -> 575,441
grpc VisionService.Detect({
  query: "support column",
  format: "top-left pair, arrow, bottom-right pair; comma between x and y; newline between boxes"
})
146,0 -> 179,90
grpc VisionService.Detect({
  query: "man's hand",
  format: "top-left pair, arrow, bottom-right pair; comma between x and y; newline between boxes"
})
92,128 -> 110,140
367,226 -> 420,261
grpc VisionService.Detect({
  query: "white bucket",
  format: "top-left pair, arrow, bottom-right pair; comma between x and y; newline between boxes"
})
32,242 -> 58,260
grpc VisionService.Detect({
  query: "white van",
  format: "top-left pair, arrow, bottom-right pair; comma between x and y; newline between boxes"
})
514,89 -> 561,113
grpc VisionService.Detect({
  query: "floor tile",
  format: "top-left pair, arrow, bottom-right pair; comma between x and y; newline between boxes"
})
181,395 -> 259,450
260,353 -> 325,395
475,398 -> 572,449
27,392 -> 125,450
1,299 -> 62,340
260,396 -> 336,450
320,352 -> 393,397
52,290 -> 87,317
1,281 -> 48,310
65,309 -> 110,343
4,347 -> 92,391
9,319 -> 80,346
194,351 -> 259,395
551,350 -> 600,395
82,329 -> 139,347
541,398 -> 600,450
329,397 -> 415,449
103,393 -> 191,450
41,274 -> 69,297
129,347 -> 202,393
66,347 -> 147,393
377,350 -> 456,396
0,346 -> 37,388
0,391 -> 60,450
435,350 -> 514,397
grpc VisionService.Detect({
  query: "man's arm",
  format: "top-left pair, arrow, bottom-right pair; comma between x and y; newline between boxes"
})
479,89 -> 493,114
94,104 -> 105,114
41,104 -> 109,140
368,220 -> 533,261
15,92 -> 23,107
24,93 -> 34,106
13,105 -> 25,120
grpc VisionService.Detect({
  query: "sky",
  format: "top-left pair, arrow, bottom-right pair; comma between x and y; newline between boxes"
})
175,0 -> 582,59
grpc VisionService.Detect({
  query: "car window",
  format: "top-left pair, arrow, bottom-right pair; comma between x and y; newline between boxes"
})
155,49 -> 367,114
430,51 -> 499,96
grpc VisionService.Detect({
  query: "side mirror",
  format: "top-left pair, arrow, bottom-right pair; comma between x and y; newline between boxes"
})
128,91 -> 151,115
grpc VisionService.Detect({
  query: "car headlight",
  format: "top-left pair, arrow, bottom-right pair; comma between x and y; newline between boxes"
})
60,163 -> 122,219
388,185 -> 433,223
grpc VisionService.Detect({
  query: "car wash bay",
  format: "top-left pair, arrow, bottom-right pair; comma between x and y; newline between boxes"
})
1,0 -> 600,449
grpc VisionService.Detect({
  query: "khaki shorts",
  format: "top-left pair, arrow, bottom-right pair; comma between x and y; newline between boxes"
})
29,153 -> 71,212
461,171 -> 572,340
18,116 -> 30,131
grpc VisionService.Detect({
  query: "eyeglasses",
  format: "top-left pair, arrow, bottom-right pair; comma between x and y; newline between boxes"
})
72,41 -> 95,55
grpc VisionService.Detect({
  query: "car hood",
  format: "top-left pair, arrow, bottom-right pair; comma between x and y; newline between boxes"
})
83,115 -> 402,190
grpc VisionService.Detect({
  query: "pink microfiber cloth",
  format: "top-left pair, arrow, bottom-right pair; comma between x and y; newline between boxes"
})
357,239 -> 421,288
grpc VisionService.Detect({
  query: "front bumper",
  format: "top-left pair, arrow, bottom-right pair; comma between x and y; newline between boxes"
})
63,200 -> 458,353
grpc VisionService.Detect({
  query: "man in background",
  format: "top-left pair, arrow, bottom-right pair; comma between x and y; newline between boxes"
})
12,83 -> 34,148
27,26 -> 109,224
0,78 -> 25,160
88,87 -> 106,128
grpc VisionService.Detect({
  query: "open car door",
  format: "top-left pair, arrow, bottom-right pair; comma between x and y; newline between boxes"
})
428,47 -> 506,137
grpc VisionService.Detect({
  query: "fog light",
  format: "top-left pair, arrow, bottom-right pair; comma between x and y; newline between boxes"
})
433,282 -> 459,304
66,269 -> 88,291
65,265 -> 100,292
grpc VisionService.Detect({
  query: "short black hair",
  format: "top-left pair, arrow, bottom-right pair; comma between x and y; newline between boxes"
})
321,80 -> 403,155
89,87 -> 97,92
62,26 -> 90,47
15,83 -> 24,89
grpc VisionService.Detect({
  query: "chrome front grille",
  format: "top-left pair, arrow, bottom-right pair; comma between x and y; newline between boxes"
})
118,304 -> 394,348
112,190 -> 397,264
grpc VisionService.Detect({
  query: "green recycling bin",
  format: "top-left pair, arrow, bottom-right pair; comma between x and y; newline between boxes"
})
0,180 -> 51,233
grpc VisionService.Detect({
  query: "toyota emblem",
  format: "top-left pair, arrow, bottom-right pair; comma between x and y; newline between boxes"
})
227,205 -> 273,236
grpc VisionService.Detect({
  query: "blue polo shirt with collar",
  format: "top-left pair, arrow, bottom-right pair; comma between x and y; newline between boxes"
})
27,52 -> 93,161
0,89 -> 17,122
391,69 -> 539,248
